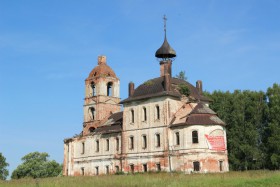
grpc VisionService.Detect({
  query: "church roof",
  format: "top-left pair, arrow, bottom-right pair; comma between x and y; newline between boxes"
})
93,111 -> 123,134
87,61 -> 117,79
170,102 -> 225,127
121,77 -> 210,103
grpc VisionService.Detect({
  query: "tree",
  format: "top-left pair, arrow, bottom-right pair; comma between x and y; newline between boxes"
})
266,83 -> 280,169
206,90 -> 267,170
0,153 -> 9,180
176,71 -> 187,81
11,152 -> 62,179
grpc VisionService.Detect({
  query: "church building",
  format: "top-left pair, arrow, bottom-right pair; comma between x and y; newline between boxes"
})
63,19 -> 229,176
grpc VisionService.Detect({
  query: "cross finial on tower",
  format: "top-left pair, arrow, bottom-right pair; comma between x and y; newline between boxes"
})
163,15 -> 167,36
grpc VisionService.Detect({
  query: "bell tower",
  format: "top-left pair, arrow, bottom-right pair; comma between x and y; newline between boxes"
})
83,55 -> 121,135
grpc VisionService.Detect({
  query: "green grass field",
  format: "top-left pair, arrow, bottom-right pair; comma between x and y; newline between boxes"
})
1,170 -> 280,187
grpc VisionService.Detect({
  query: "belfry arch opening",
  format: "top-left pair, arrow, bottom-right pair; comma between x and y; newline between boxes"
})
91,82 -> 96,96
107,82 -> 113,96
89,107 -> 95,120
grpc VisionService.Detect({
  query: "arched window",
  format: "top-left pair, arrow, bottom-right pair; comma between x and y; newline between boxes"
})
129,136 -> 134,150
219,160 -> 223,171
130,164 -> 134,173
116,138 -> 120,151
193,161 -> 200,171
96,140 -> 99,152
106,139 -> 109,151
91,82 -> 96,96
89,107 -> 95,120
89,127 -> 95,133
142,135 -> 147,149
81,167 -> 85,176
156,105 -> 160,120
175,132 -> 180,145
143,107 -> 147,121
131,109 -> 134,123
155,134 -> 160,147
107,82 -> 113,96
81,142 -> 85,154
192,130 -> 199,144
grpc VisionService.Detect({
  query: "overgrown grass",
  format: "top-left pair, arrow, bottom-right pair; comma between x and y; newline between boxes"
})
1,170 -> 280,187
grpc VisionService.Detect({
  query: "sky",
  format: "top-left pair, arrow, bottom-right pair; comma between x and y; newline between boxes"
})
0,0 -> 280,178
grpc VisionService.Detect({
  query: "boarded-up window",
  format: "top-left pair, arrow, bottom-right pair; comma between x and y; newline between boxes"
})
192,130 -> 199,144
193,161 -> 200,171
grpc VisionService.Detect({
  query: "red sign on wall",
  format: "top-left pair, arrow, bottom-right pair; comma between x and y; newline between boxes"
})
205,135 -> 226,151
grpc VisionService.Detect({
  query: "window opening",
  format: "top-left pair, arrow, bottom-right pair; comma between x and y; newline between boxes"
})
142,135 -> 147,149
91,82 -> 96,96
129,136 -> 134,150
143,164 -> 147,172
96,140 -> 99,152
107,82 -> 113,96
81,142 -> 85,154
143,107 -> 147,121
130,164 -> 134,173
90,107 -> 95,120
156,163 -> 161,171
105,165 -> 109,174
219,161 -> 223,171
115,166 -> 119,172
95,166 -> 99,175
131,110 -> 134,123
192,130 -> 199,144
106,139 -> 109,151
156,106 -> 160,120
89,127 -> 95,133
156,134 -> 160,147
193,161 -> 200,171
116,138 -> 119,151
176,132 -> 180,145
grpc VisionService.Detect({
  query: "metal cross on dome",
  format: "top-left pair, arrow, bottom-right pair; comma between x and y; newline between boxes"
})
163,15 -> 167,34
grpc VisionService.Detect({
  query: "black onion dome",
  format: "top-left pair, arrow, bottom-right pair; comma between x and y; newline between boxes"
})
155,36 -> 176,59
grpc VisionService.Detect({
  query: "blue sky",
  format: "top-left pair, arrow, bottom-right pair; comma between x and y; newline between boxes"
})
0,0 -> 279,177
